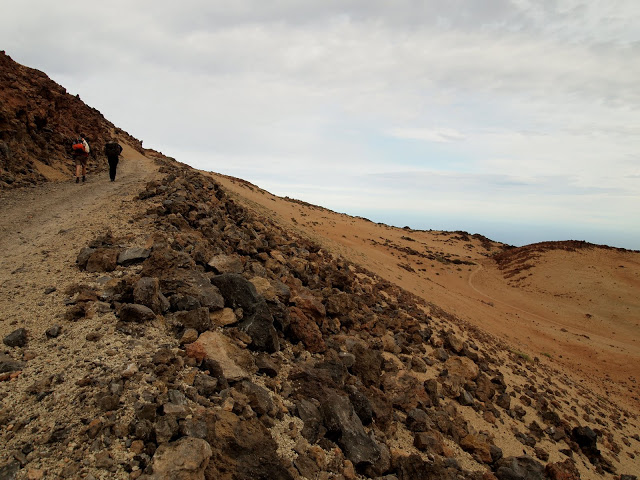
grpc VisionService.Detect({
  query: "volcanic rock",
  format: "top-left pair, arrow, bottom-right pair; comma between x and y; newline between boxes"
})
320,393 -> 382,468
117,247 -> 151,266
204,410 -> 294,480
495,455 -> 545,480
85,248 -> 119,273
171,307 -> 212,333
413,432 -> 445,455
288,306 -> 326,353
544,458 -> 581,480
118,303 -> 156,323
3,328 -> 27,348
350,343 -> 384,388
140,436 -> 211,480
207,254 -> 243,274
296,399 -> 325,443
211,273 -> 279,352
0,353 -> 25,373
210,307 -> 237,326
185,331 -> 256,382
45,325 -> 62,339
444,356 -> 479,381
134,277 -> 170,314
460,433 -> 493,464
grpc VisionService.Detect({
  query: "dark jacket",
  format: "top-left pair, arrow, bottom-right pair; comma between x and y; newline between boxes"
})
104,142 -> 123,158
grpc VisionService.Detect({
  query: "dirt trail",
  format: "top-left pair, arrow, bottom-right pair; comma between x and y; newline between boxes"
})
0,145 -> 159,338
468,263 -> 561,327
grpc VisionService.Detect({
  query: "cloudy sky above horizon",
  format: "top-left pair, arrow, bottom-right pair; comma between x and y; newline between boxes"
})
2,1 -> 639,248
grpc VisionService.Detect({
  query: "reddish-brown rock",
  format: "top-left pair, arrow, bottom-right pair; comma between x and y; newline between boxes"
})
185,331 -> 256,381
545,459 -> 581,480
288,306 -> 326,353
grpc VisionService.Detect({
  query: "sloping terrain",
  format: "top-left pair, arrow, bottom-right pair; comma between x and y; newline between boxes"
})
1,54 -> 639,480
212,174 -> 640,412
1,151 -> 640,480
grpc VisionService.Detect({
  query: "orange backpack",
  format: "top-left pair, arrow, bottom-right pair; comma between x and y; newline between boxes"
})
72,138 -> 86,153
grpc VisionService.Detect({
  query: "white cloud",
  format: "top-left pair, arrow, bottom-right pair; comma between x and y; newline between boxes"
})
1,0 -> 639,248
387,127 -> 465,143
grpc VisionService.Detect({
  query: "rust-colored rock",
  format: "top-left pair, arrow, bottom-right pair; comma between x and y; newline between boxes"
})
460,433 -> 493,464
545,458 -> 581,480
185,331 -> 256,382
288,306 -> 326,353
444,356 -> 479,381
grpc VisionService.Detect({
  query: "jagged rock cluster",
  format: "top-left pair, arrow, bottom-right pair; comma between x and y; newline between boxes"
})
0,51 -> 143,189
2,159 -> 638,479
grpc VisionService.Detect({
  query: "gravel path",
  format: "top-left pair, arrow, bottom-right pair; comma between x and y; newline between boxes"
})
0,147 -> 158,339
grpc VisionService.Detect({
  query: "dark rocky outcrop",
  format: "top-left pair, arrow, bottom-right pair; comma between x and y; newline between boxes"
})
211,273 -> 279,352
320,393 -> 382,469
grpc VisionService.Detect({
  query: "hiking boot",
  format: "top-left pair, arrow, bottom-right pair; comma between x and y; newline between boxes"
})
75,177 -> 79,183
82,176 -> 86,183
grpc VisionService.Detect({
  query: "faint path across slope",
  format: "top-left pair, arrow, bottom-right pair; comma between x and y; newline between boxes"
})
0,146 -> 159,336
466,263 -> 556,324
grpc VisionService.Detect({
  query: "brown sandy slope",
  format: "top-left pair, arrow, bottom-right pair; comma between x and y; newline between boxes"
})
210,174 -> 640,412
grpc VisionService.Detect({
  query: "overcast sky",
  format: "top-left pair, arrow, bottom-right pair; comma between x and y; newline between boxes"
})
2,1 -> 639,249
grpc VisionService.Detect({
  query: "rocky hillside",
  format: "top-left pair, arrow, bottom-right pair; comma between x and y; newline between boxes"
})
0,51 -> 142,188
2,155 -> 639,479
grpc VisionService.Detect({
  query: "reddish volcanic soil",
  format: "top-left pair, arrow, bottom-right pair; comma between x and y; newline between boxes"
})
211,173 -> 640,412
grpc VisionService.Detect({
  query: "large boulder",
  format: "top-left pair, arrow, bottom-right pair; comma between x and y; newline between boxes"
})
204,410 -> 294,480
444,356 -> 479,380
288,306 -> 326,353
185,331 -> 256,382
320,394 -> 382,468
134,277 -> 169,314
140,436 -> 211,480
211,273 -> 279,352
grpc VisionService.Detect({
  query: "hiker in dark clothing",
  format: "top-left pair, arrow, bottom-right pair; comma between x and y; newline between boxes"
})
104,139 -> 123,182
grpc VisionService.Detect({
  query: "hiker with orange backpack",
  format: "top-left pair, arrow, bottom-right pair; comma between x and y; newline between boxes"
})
72,134 -> 90,183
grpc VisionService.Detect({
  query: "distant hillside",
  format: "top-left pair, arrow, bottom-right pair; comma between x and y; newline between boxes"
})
0,51 -> 142,188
